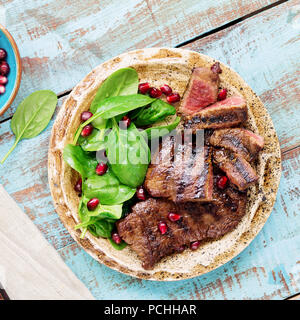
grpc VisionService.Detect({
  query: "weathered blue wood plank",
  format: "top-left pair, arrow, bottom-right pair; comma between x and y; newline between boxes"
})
0,0 -> 299,299
0,0 -> 278,121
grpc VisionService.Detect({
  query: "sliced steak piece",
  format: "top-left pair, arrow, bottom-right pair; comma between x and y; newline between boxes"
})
179,67 -> 220,115
173,146 -> 213,202
213,148 -> 258,191
145,135 -> 213,202
117,188 -> 247,269
145,136 -> 174,198
184,96 -> 248,131
209,128 -> 264,161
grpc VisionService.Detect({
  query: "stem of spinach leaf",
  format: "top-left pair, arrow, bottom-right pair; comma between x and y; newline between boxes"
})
0,138 -> 20,164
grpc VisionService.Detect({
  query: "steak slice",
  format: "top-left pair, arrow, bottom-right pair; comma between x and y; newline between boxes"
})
184,96 -> 248,131
213,148 -> 258,191
209,128 -> 264,161
117,188 -> 247,269
179,67 -> 220,115
145,135 -> 213,202
145,136 -> 174,198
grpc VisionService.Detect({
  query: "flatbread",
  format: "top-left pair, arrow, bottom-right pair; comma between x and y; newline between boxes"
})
48,48 -> 281,281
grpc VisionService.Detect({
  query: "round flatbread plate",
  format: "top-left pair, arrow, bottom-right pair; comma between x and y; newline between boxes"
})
48,48 -> 281,281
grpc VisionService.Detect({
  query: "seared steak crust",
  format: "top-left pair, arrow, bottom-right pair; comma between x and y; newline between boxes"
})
210,128 -> 264,161
213,148 -> 258,191
145,135 -> 213,202
184,96 -> 248,131
117,187 -> 247,269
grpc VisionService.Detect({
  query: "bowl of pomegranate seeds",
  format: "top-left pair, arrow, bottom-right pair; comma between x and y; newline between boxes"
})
0,24 -> 22,116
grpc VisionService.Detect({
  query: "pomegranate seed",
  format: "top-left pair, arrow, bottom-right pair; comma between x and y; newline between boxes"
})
211,62 -> 222,74
81,124 -> 93,137
0,48 -> 7,60
160,84 -> 172,96
158,221 -> 168,235
120,115 -> 131,129
149,87 -> 162,98
136,186 -> 146,201
112,232 -> 122,245
96,162 -> 108,176
0,62 -> 9,76
138,82 -> 150,94
218,88 -> 227,101
0,85 -> 5,94
168,212 -> 181,222
87,198 -> 99,211
0,76 -> 7,85
217,176 -> 228,189
167,92 -> 180,103
190,241 -> 200,250
74,178 -> 82,193
81,111 -> 93,122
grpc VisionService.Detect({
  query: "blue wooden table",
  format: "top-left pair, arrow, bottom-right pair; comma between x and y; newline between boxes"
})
0,0 -> 299,300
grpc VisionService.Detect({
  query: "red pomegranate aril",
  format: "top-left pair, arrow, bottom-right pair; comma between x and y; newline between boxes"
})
81,111 -> 93,122
0,48 -> 7,60
120,115 -> 131,129
160,84 -> 172,96
138,82 -> 151,94
218,88 -> 227,101
87,198 -> 99,211
0,85 -> 5,94
149,87 -> 162,98
190,241 -> 200,250
0,62 -> 9,76
112,232 -> 122,245
217,176 -> 228,190
158,221 -> 168,235
136,186 -> 146,201
81,124 -> 93,137
96,162 -> 108,176
167,92 -> 180,103
74,178 -> 82,193
0,75 -> 7,85
168,212 -> 181,222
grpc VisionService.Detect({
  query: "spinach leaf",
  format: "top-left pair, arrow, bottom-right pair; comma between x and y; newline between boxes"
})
134,99 -> 176,126
83,171 -> 136,205
106,120 -> 150,188
78,128 -> 108,152
1,90 -> 57,164
75,197 -> 122,238
145,116 -> 181,139
90,68 -> 138,113
73,94 -> 154,144
88,220 -> 114,238
108,238 -> 127,250
63,144 -> 98,178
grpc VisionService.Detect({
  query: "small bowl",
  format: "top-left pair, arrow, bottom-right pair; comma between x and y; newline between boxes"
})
0,24 -> 22,116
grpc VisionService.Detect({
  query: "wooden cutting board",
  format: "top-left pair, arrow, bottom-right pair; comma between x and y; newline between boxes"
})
0,185 -> 94,300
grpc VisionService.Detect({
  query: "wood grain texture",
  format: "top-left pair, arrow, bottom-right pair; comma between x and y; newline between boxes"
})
0,0 -> 299,299
0,0 -> 278,121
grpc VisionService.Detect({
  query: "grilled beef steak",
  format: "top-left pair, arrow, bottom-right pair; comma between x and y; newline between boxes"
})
117,187 -> 247,269
184,96 -> 248,131
179,67 -> 220,115
210,128 -> 264,161
145,135 -> 213,202
213,148 -> 258,191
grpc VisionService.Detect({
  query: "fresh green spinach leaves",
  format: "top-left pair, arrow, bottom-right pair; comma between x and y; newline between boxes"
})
1,90 -> 58,164
134,99 -> 176,126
